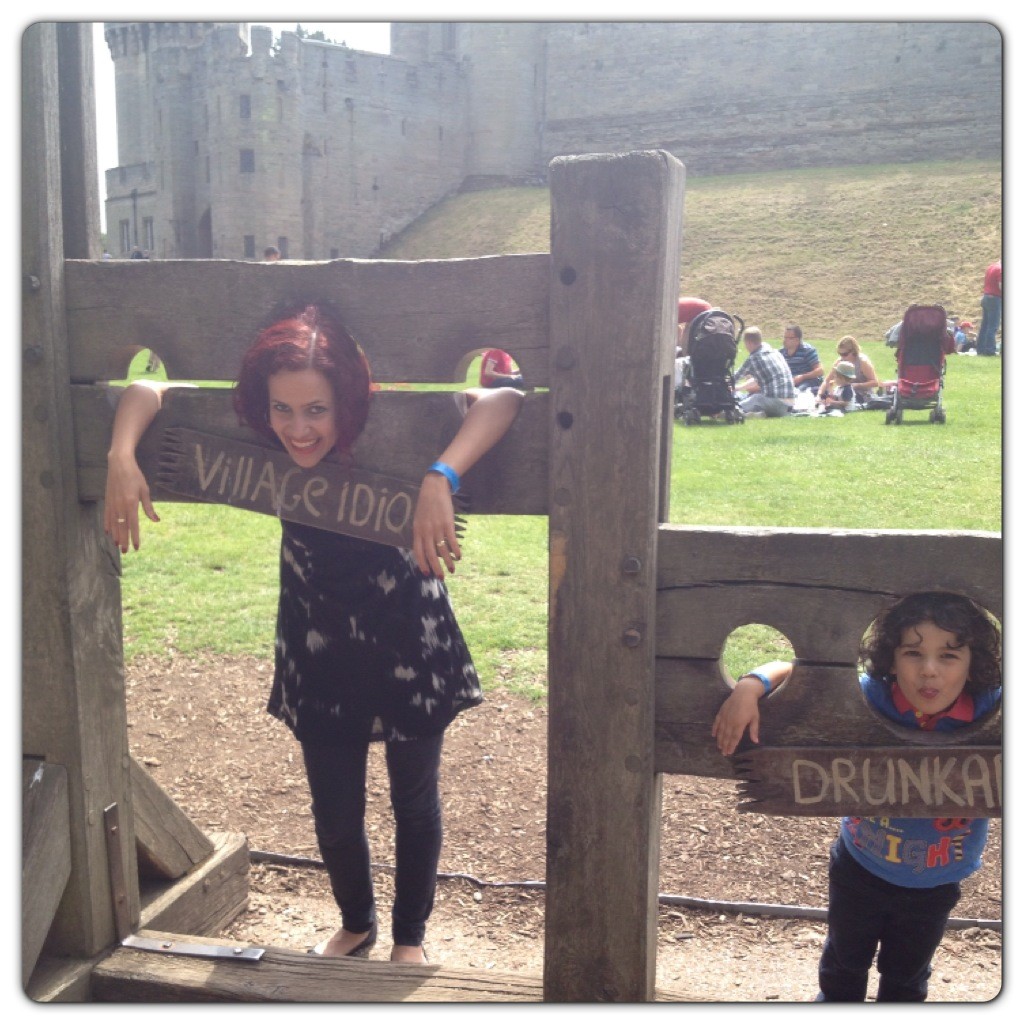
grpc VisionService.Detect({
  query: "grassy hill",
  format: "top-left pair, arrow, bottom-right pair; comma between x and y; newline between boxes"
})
380,160 -> 1001,343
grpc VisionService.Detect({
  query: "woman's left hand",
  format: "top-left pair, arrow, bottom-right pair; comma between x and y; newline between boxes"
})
412,472 -> 462,578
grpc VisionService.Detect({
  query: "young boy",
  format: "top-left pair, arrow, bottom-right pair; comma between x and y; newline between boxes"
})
712,591 -> 1002,1002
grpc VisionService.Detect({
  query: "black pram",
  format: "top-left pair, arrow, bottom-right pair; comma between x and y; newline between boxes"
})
676,308 -> 746,425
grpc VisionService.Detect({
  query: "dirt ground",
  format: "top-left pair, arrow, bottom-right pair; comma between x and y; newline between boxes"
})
126,653 -> 1003,1004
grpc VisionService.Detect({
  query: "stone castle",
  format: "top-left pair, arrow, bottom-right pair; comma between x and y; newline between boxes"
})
102,21 -> 1001,261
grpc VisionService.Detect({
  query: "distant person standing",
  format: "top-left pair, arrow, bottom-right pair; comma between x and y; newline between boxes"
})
263,246 -> 281,262
780,324 -> 824,392
977,260 -> 1001,356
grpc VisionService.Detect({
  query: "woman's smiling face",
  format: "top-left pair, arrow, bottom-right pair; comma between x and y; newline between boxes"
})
267,368 -> 338,468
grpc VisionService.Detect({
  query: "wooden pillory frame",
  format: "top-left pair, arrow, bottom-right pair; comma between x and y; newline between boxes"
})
24,24 -> 1000,1002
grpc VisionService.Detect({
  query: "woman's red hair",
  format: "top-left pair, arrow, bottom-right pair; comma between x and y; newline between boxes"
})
233,300 -> 372,456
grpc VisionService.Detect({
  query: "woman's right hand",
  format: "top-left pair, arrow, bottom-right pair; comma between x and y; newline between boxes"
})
103,380 -> 173,552
104,451 -> 160,553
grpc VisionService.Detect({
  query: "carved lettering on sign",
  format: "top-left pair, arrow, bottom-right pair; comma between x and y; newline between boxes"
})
733,747 -> 1002,818
156,427 -> 465,549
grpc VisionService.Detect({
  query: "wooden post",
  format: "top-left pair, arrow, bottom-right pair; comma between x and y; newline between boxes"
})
544,151 -> 685,1000
22,23 -> 138,959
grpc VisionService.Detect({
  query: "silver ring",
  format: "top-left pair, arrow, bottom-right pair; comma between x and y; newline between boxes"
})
117,518 -> 126,524
435,540 -> 447,550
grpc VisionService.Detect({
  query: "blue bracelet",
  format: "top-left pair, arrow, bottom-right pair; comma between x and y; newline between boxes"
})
744,671 -> 772,696
428,461 -> 460,494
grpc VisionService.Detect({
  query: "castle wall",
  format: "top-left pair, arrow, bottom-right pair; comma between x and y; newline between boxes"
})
103,21 -> 1002,260
536,22 -> 1002,174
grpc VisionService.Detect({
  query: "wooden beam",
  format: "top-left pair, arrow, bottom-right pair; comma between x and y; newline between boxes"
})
56,23 -> 100,260
22,760 -> 72,986
22,21 -> 139,958
544,150 -> 685,1002
63,254 -> 552,386
92,930 -> 547,1002
130,756 -> 214,881
73,386 -> 550,515
652,526 -> 1002,784
139,832 -> 249,937
25,954 -> 101,1003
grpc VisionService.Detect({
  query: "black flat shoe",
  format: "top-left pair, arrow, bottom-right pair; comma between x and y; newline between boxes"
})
309,921 -> 378,958
346,922 -> 378,958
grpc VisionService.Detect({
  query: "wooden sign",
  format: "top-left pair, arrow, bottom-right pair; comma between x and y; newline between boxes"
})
733,746 -> 1002,818
157,427 -> 465,548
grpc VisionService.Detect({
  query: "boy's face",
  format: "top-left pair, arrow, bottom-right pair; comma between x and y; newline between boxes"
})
893,620 -> 971,716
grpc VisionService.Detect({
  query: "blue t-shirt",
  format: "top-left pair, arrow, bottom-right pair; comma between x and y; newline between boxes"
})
839,674 -> 1001,888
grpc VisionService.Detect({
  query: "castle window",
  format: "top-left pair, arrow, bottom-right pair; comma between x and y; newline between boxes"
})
143,217 -> 154,252
240,149 -> 256,173
119,219 -> 131,254
243,235 -> 256,259
277,237 -> 289,259
240,94 -> 251,120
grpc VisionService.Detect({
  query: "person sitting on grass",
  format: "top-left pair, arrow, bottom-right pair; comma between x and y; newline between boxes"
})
734,326 -> 795,418
712,591 -> 1001,1003
817,336 -> 881,404
780,324 -> 825,393
105,298 -> 523,965
816,359 -> 860,414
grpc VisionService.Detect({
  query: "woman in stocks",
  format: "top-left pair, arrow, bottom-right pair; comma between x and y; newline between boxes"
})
816,335 -> 881,404
105,300 -> 524,963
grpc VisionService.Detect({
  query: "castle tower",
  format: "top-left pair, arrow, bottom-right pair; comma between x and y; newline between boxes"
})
103,22 -> 248,257
393,23 -> 545,186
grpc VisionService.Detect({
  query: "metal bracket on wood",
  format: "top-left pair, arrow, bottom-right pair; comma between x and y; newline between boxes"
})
102,803 -> 132,941
103,802 -> 265,963
120,935 -> 265,962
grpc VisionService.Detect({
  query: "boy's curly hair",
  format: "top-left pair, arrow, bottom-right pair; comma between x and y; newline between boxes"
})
860,591 -> 1001,695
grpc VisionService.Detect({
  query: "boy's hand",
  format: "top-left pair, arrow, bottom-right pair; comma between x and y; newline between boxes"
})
711,677 -> 765,756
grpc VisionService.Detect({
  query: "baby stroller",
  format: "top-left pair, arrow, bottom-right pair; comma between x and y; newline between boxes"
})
885,303 -> 955,425
676,308 -> 746,425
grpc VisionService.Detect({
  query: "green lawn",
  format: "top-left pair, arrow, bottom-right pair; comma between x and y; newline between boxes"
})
116,160 -> 1002,697
116,339 -> 1000,700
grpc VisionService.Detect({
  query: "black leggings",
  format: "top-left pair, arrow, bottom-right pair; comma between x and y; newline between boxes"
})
301,732 -> 444,947
818,838 -> 961,1001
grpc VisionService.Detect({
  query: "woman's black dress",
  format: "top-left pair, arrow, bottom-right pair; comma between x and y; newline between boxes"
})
267,520 -> 482,744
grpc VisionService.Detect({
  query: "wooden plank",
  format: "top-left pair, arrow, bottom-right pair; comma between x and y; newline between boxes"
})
92,929 -> 546,1002
22,760 -> 72,986
25,954 -> 100,1003
544,151 -> 685,1002
157,428 -> 433,548
656,525 -> 1002,648
64,254 -> 551,385
138,832 -> 249,937
655,659 -> 1002,778
73,386 -> 549,515
732,746 -> 1002,817
22,21 -> 138,958
652,527 -> 1002,784
130,756 -> 214,881
56,23 -> 100,261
